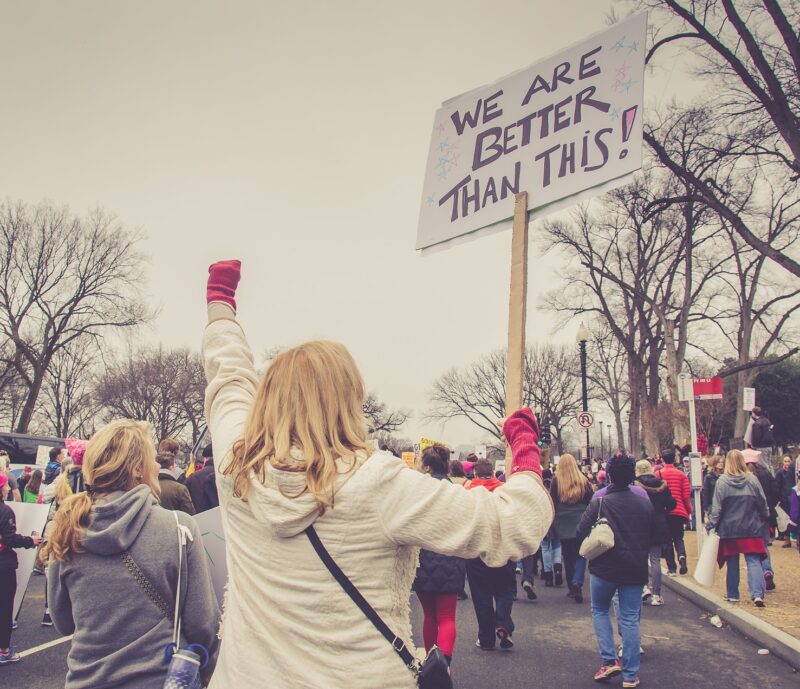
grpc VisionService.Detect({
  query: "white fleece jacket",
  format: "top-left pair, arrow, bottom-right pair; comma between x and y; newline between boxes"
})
202,316 -> 553,689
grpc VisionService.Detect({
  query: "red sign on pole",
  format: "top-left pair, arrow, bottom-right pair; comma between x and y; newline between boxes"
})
693,378 -> 723,400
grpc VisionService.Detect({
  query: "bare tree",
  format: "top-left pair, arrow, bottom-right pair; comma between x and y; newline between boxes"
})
427,346 -> 582,450
363,393 -> 409,435
38,336 -> 100,438
96,346 -> 204,443
0,201 -> 151,432
587,324 -> 630,449
630,0 -> 800,276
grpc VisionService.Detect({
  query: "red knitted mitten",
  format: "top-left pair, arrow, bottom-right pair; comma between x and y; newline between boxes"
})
207,260 -> 241,311
503,408 -> 543,476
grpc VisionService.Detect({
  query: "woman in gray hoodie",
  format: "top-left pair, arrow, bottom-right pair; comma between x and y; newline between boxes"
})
706,450 -> 769,607
45,420 -> 220,688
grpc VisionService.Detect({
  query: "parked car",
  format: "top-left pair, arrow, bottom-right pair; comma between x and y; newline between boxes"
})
0,431 -> 65,472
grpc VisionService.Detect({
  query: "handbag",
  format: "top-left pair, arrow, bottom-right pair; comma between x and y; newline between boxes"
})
579,497 -> 615,561
121,512 -> 209,688
305,525 -> 452,689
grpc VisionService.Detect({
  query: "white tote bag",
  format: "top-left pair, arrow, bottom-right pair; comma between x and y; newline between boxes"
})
693,532 -> 720,587
775,505 -> 791,533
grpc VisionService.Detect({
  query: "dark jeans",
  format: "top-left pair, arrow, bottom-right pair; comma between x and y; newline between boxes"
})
466,558 -> 515,647
560,538 -> 587,587
664,515 -> 687,571
0,569 -> 17,649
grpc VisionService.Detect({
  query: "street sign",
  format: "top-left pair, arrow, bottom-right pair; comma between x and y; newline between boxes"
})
742,386 -> 755,411
693,377 -> 723,400
577,412 -> 594,428
475,444 -> 487,459
677,372 -> 694,402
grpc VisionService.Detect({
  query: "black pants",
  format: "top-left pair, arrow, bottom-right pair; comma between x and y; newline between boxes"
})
664,515 -> 687,572
0,569 -> 17,649
466,559 -> 516,647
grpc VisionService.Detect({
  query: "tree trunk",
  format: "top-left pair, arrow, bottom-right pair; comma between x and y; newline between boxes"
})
15,369 -> 45,434
663,320 -> 689,441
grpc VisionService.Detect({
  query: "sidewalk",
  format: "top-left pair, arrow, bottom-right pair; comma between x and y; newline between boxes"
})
661,531 -> 800,669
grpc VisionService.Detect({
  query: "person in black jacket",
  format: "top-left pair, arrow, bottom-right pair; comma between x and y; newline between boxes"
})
744,451 -> 779,590
577,455 -> 656,688
702,455 -> 724,518
776,456 -> 795,546
0,473 -> 43,664
634,460 -> 676,607
411,446 -> 466,664
185,444 -> 219,513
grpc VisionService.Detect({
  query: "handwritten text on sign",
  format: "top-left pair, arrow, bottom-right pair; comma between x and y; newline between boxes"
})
416,13 -> 647,251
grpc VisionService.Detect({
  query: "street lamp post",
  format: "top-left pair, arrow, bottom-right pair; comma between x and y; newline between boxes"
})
599,420 -> 604,459
576,323 -> 590,463
626,410 -> 632,455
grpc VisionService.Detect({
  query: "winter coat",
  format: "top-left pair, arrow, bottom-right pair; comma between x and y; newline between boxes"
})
412,473 -> 467,594
775,467 -> 794,512
158,470 -> 196,514
790,487 -> 799,530
464,476 -> 505,491
635,475 -> 676,545
202,315 -> 553,689
44,459 -> 61,485
576,484 -> 657,586
185,461 -> 219,513
702,473 -> 720,513
22,487 -> 40,504
549,477 -> 593,541
707,474 -> 769,539
0,497 -> 35,569
751,416 -> 773,448
48,485 -> 220,689
657,464 -> 692,520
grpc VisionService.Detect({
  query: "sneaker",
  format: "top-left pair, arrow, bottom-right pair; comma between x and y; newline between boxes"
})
10,620 -> 17,630
496,627 -> 514,650
32,566 -> 45,576
521,580 -> 537,601
782,540 -> 793,548
754,597 -> 766,608
678,556 -> 688,575
617,646 -> 644,658
642,587 -> 652,602
594,662 -> 622,681
0,649 -> 21,665
573,584 -> 584,604
457,591 -> 469,601
723,595 -> 740,602
41,613 -> 53,627
622,678 -> 641,688
650,595 -> 664,606
515,566 -> 523,575
764,572 -> 775,591
475,640 -> 495,651
666,570 -> 677,577
554,563 -> 564,587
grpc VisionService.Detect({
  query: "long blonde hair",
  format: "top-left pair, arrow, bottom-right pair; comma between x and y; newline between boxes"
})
225,340 -> 373,512
555,453 -> 590,504
45,420 -> 158,562
724,450 -> 748,476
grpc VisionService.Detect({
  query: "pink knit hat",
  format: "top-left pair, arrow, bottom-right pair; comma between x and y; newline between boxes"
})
65,438 -> 88,467
0,473 -> 7,489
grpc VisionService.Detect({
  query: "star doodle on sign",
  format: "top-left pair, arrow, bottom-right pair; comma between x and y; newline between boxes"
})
437,170 -> 448,180
426,194 -> 435,206
623,78 -> 637,93
615,63 -> 629,80
439,139 -> 450,152
436,122 -> 447,137
610,107 -> 620,120
611,79 -> 624,93
610,36 -> 625,52
627,40 -> 639,54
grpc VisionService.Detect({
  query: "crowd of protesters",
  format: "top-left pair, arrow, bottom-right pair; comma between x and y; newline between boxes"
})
0,259 -> 798,689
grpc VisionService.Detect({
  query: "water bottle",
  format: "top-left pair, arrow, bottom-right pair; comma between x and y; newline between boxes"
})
163,648 -> 202,689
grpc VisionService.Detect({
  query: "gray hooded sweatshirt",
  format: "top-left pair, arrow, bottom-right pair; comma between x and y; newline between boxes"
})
48,485 -> 220,689
707,473 -> 769,539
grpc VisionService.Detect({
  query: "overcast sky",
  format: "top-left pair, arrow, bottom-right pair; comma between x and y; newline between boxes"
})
0,1 -> 690,447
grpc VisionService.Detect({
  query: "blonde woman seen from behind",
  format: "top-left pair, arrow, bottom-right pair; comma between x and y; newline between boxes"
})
201,260 -> 554,689
46,420 -> 220,689
706,450 -> 769,607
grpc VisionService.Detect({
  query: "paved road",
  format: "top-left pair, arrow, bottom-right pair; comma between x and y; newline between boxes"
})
5,571 -> 798,687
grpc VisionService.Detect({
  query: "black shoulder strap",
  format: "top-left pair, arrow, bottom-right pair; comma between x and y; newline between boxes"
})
305,525 -> 417,671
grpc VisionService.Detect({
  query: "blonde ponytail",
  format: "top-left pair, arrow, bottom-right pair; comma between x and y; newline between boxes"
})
43,419 -> 158,562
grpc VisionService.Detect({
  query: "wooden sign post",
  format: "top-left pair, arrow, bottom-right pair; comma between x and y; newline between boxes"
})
505,192 -> 529,460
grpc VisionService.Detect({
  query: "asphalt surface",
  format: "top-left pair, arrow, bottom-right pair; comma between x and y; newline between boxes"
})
5,570 -> 798,687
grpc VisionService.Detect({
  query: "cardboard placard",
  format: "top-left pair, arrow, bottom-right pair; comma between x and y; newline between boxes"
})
7,502 -> 50,619
193,507 -> 227,607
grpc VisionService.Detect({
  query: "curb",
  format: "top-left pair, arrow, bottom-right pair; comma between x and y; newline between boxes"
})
661,571 -> 800,671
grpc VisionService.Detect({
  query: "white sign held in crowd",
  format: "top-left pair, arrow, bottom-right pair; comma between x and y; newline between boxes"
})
417,12 -> 647,251
742,386 -> 755,411
8,501 -> 50,619
193,507 -> 228,607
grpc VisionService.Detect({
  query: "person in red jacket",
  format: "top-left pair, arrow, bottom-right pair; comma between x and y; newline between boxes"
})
658,449 -> 692,576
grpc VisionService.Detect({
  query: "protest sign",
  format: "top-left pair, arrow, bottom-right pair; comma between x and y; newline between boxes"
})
194,507 -> 228,606
8,502 -> 50,619
401,452 -> 416,469
417,12 -> 647,251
